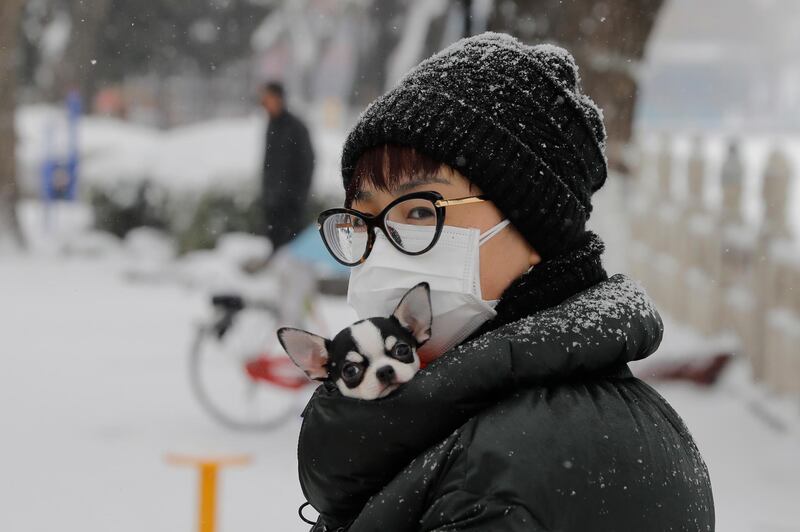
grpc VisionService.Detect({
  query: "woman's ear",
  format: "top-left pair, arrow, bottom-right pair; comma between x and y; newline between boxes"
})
529,249 -> 542,268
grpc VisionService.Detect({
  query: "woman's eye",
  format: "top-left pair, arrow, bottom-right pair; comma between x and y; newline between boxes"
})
407,207 -> 435,221
342,363 -> 362,381
392,343 -> 413,362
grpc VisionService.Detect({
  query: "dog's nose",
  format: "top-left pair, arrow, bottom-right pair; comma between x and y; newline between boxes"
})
376,365 -> 396,384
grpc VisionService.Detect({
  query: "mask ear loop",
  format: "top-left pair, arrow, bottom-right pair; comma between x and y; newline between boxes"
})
478,219 -> 511,246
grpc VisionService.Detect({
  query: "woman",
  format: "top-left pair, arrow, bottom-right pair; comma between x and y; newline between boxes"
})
299,32 -> 714,531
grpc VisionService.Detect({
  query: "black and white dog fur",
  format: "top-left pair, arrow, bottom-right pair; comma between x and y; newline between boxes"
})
277,283 -> 432,400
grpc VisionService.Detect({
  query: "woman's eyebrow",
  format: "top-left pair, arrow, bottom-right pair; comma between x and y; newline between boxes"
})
393,176 -> 450,194
352,175 -> 450,203
352,189 -> 372,202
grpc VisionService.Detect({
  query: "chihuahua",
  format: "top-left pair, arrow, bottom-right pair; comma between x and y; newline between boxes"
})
277,282 -> 432,400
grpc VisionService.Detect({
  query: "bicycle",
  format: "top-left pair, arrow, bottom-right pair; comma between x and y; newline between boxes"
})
188,231 -> 350,431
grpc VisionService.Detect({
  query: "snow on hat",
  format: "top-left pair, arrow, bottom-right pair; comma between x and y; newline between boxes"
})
340,31 -> 608,257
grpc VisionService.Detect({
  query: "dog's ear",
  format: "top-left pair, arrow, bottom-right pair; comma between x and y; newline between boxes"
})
392,282 -> 432,345
277,328 -> 330,380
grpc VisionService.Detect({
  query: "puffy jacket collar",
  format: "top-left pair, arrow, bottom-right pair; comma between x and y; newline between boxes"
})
298,274 -> 664,528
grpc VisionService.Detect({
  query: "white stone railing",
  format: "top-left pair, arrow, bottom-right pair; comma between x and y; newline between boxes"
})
628,134 -> 800,394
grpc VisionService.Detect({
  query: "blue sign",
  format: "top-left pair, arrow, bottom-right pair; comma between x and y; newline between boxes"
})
41,90 -> 81,202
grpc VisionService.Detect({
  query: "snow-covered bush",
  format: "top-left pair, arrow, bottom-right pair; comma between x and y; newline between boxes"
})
175,189 -> 264,253
89,181 -> 170,238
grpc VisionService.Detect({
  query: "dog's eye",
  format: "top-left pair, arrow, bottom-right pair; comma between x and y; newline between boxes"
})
392,343 -> 413,363
341,363 -> 363,382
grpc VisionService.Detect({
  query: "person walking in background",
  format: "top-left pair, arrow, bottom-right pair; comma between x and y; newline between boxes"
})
260,81 -> 315,251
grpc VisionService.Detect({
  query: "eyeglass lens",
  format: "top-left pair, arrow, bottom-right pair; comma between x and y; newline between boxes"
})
321,213 -> 369,264
322,196 -> 440,263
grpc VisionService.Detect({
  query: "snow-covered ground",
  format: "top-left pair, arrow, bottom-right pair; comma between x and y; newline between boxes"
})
1,245 -> 799,531
0,253 -> 310,532
658,376 -> 800,532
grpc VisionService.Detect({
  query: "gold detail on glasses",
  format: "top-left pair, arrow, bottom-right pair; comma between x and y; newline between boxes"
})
434,195 -> 487,208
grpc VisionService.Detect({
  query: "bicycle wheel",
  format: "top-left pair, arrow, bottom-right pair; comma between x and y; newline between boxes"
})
189,307 -> 307,431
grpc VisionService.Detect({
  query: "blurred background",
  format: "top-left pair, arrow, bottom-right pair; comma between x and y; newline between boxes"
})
1,1 -> 798,531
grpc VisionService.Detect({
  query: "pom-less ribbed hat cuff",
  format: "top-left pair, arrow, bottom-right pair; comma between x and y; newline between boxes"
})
341,93 -> 589,258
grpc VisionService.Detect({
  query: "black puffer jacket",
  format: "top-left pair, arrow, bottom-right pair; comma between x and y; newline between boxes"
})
298,265 -> 714,531
262,110 -> 314,249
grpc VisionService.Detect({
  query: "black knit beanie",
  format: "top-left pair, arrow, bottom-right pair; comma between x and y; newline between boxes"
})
340,32 -> 608,258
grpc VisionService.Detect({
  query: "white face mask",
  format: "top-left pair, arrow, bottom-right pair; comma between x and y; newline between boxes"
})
347,219 -> 511,362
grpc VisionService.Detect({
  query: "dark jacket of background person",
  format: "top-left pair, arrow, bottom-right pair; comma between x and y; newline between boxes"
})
299,234 -> 715,532
262,109 -> 314,249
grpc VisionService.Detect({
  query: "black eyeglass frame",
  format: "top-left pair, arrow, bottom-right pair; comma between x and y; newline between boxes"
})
317,191 -> 488,266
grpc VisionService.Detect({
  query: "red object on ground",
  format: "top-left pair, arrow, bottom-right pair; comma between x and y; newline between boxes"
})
245,354 -> 309,389
648,353 -> 733,386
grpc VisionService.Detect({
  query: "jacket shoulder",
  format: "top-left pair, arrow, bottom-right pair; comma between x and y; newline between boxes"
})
425,378 -> 713,531
285,111 -> 309,132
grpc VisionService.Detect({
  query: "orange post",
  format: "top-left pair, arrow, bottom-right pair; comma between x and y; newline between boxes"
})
166,454 -> 251,532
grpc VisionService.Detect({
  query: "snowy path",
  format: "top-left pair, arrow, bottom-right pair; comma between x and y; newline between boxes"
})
656,380 -> 800,532
1,254 -> 798,531
0,255 -> 310,532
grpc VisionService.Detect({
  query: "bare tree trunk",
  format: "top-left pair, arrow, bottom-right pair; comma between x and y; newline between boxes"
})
349,0 -> 475,109
462,0 -> 472,36
349,0 -> 406,108
56,0 -> 113,109
489,0 -> 665,174
0,0 -> 26,248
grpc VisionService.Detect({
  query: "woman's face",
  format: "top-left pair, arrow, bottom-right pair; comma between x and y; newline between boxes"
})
350,165 -> 541,300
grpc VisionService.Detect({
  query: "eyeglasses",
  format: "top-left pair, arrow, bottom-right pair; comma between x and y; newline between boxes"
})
317,191 -> 488,266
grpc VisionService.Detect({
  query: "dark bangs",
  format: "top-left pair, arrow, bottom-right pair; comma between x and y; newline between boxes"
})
346,144 -> 443,206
